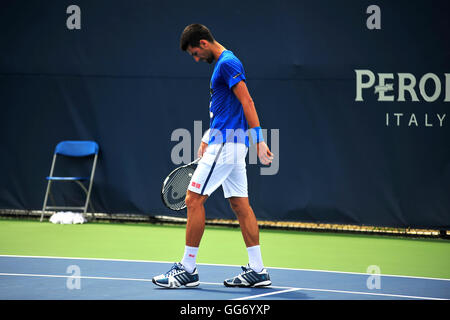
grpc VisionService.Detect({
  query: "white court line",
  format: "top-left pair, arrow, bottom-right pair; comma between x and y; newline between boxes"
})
0,273 -> 444,300
200,281 -> 447,301
1,254 -> 449,282
0,272 -> 153,282
231,286 -> 447,301
232,288 -> 302,300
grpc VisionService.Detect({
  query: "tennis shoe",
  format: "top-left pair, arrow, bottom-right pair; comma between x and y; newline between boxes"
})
152,262 -> 199,288
224,264 -> 271,287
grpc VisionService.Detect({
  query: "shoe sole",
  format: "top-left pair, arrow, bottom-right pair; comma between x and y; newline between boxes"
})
185,281 -> 200,287
223,280 -> 272,288
152,278 -> 200,288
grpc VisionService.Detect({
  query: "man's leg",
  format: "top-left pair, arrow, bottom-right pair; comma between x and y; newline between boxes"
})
223,196 -> 271,287
152,190 -> 207,287
228,196 -> 264,272
185,190 -> 208,247
228,196 -> 259,247
180,190 -> 208,273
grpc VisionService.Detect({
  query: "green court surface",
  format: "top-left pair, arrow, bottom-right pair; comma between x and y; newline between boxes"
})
0,218 -> 449,279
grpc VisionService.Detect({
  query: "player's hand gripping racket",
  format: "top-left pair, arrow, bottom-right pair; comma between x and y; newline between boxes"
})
161,158 -> 200,211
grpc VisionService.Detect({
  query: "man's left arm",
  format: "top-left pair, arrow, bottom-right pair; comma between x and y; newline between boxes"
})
232,81 -> 274,165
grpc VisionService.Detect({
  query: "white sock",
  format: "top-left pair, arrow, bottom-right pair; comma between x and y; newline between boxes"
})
181,246 -> 199,273
247,245 -> 264,273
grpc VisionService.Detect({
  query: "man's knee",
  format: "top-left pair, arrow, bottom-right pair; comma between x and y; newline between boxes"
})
229,197 -> 251,216
185,191 -> 207,210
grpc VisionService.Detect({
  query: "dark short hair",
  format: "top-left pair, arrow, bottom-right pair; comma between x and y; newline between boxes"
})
180,24 -> 215,51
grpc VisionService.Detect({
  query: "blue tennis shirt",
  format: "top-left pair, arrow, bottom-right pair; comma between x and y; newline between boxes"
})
208,50 -> 249,146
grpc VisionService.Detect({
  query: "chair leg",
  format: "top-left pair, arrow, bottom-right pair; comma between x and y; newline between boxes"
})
40,180 -> 53,222
74,180 -> 94,220
41,154 -> 57,222
84,154 -> 98,220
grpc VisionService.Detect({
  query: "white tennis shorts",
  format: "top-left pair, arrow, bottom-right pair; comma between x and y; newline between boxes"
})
188,143 -> 248,198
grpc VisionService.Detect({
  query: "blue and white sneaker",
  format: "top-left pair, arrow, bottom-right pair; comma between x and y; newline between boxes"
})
224,264 -> 271,287
152,262 -> 200,288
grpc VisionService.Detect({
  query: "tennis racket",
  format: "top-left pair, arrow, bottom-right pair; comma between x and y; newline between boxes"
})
161,158 -> 200,211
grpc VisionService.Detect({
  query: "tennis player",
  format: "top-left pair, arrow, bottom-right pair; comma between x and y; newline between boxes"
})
152,24 -> 273,288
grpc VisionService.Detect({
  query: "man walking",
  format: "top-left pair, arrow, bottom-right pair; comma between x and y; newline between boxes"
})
152,24 -> 273,288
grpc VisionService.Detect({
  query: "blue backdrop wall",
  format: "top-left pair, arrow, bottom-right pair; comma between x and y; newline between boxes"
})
0,0 -> 449,228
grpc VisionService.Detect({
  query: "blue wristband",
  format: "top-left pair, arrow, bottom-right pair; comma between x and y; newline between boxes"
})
249,126 -> 264,145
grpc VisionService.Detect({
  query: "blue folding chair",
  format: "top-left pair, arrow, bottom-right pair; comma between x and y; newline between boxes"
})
40,141 -> 99,222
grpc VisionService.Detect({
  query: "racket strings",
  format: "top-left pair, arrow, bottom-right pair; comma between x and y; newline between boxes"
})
162,165 -> 196,210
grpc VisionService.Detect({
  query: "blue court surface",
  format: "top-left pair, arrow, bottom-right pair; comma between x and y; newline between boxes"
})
0,255 -> 449,300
